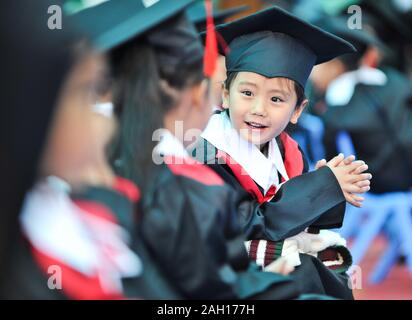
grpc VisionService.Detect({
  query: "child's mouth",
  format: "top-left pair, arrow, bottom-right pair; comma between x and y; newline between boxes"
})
244,121 -> 268,130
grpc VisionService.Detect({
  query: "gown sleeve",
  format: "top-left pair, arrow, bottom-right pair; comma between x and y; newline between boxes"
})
207,150 -> 346,242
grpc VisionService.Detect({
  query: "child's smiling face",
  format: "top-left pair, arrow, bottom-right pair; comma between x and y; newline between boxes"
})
223,71 -> 306,148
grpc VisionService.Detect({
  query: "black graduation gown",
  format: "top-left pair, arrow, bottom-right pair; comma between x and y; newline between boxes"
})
190,137 -> 346,242
137,157 -> 302,300
0,235 -> 68,300
71,180 -> 182,299
321,67 -> 412,193
0,178 -> 168,299
190,137 -> 353,299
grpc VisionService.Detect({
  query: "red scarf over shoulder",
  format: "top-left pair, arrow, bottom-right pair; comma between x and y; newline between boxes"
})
216,132 -> 304,204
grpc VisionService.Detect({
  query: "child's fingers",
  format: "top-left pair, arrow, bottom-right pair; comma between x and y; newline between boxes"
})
348,172 -> 372,183
315,159 -> 327,170
347,193 -> 365,202
278,258 -> 295,275
353,164 -> 368,174
346,184 -> 370,194
278,260 -> 288,275
265,257 -> 295,275
356,180 -> 370,188
343,155 -> 356,165
344,160 -> 366,173
349,199 -> 363,208
352,194 -> 365,202
345,192 -> 363,208
346,196 -> 361,207
265,258 -> 284,274
283,263 -> 295,275
351,173 -> 373,183
327,153 -> 345,167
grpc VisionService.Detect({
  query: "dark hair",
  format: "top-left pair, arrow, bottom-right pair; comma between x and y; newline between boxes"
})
224,71 -> 306,108
338,52 -> 364,72
294,82 -> 306,107
108,39 -> 204,193
337,38 -> 368,72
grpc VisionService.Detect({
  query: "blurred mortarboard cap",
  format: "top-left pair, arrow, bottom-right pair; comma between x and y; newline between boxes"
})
317,0 -> 360,16
187,2 -> 249,32
70,0 -> 206,76
311,15 -> 390,54
313,0 -> 412,41
69,0 -> 197,51
363,0 -> 412,41
214,6 -> 356,88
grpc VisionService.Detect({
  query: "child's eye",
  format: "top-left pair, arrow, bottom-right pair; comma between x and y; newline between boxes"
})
271,96 -> 284,103
241,90 -> 253,97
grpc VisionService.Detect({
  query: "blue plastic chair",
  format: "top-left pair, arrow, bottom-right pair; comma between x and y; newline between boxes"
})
369,194 -> 412,283
335,130 -> 412,284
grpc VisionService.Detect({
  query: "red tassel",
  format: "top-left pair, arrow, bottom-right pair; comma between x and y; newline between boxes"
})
203,0 -> 218,77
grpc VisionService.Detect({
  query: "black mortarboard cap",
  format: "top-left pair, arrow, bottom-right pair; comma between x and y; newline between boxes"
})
71,0 -> 204,75
357,0 -> 411,41
187,3 -> 249,32
312,15 -> 389,54
215,6 -> 356,88
70,0 -> 197,51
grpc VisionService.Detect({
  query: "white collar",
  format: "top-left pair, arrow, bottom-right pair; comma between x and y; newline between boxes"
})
20,176 -> 142,291
326,66 -> 388,106
201,112 -> 289,194
155,129 -> 190,159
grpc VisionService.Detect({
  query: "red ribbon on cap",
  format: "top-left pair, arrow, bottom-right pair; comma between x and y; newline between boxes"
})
203,0 -> 218,77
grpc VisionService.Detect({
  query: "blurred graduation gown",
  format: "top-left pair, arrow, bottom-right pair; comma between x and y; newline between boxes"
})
322,66 -> 412,193
313,16 -> 412,193
1,177 -> 147,299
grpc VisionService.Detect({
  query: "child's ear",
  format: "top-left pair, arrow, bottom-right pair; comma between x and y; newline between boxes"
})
221,87 -> 230,110
290,99 -> 308,124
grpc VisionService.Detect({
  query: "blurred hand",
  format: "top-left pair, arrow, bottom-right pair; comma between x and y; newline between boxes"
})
285,230 -> 347,254
264,256 -> 295,275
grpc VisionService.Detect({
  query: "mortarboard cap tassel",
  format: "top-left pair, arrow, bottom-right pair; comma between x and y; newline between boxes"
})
203,0 -> 218,77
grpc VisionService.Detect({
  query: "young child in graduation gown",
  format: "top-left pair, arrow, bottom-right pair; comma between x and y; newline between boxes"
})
190,6 -> 372,299
1,1 -> 181,298
0,41 -> 151,299
107,0 -> 333,300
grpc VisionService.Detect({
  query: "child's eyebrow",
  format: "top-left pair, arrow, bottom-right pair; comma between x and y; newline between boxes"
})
268,88 -> 291,97
237,81 -> 257,87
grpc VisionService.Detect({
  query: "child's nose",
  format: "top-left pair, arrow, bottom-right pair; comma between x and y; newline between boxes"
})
251,99 -> 266,116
